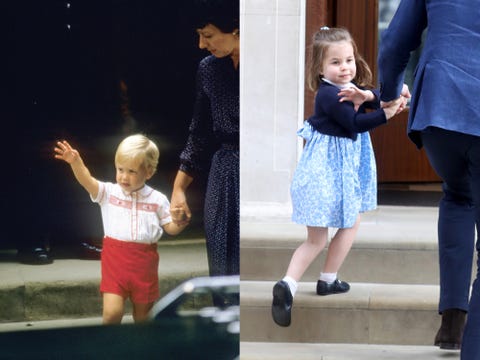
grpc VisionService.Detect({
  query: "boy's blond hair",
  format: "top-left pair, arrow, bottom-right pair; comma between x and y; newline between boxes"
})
115,134 -> 159,175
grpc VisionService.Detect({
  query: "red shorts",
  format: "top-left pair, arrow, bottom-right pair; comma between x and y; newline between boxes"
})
100,236 -> 160,304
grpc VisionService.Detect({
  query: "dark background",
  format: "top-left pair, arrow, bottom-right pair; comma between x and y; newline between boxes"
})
3,0 -> 208,251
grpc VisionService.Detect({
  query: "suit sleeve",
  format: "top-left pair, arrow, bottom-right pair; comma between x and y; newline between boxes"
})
378,0 -> 428,101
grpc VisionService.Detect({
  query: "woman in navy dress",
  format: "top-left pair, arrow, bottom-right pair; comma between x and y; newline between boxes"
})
171,0 -> 239,286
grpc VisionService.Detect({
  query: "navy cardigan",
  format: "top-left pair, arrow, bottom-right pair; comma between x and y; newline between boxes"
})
307,81 -> 387,141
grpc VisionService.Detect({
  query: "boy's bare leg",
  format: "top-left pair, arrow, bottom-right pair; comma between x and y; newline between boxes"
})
102,293 -> 125,324
132,302 -> 154,323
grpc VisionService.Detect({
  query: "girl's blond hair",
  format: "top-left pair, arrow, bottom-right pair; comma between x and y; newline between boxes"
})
306,27 -> 373,92
115,134 -> 159,175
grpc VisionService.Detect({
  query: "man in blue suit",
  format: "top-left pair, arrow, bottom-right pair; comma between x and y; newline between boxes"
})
378,0 -> 480,356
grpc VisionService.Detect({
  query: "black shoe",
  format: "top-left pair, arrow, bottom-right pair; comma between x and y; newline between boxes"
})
79,242 -> 102,260
434,308 -> 466,350
271,280 -> 293,327
316,279 -> 350,296
17,247 -> 53,265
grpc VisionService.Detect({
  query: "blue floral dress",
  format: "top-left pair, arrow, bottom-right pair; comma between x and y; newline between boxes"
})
291,121 -> 377,228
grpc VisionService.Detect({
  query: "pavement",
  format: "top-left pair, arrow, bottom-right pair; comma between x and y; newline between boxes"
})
0,316 -> 129,333
0,238 -> 209,323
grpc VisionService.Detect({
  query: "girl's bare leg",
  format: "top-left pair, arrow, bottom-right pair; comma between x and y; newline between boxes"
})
102,293 -> 125,325
323,215 -> 361,273
285,226 -> 329,281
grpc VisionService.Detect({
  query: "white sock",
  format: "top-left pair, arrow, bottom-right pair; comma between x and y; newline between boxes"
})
320,272 -> 337,284
282,276 -> 298,297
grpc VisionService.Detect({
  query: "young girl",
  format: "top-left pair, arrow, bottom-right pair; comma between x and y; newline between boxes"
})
271,27 -> 405,327
54,134 -> 188,324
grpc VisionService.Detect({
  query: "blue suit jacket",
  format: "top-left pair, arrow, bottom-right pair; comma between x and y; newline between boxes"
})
378,0 -> 480,148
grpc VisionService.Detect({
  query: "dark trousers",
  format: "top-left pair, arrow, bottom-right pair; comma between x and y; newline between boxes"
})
421,127 -> 480,357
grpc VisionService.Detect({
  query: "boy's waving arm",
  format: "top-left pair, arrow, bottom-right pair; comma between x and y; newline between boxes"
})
54,140 -> 99,199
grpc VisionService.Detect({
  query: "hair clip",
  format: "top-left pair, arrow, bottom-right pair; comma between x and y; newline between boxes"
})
320,26 -> 330,31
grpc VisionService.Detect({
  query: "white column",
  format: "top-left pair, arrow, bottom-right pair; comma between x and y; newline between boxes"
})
240,0 -> 306,221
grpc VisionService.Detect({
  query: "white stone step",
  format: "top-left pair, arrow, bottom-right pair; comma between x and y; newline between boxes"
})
241,206 -> 453,284
240,342 -> 459,360
240,280 -> 441,346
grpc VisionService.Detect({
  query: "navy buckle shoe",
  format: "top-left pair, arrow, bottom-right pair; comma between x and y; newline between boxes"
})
271,280 -> 293,327
316,279 -> 350,296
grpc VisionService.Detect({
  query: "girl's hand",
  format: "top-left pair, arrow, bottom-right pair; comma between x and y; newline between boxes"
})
54,140 -> 80,164
381,83 -> 411,115
381,97 -> 403,120
338,86 -> 373,111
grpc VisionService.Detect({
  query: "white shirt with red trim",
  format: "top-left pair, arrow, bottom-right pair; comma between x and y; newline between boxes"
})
91,182 -> 172,244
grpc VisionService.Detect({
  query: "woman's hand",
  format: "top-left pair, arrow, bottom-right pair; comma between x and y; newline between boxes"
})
170,206 -> 190,225
170,190 -> 192,226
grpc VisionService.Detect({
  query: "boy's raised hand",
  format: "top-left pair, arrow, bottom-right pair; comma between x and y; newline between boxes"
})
54,140 -> 99,198
54,140 -> 80,164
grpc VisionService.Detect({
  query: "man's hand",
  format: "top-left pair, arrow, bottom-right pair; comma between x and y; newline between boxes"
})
381,83 -> 411,115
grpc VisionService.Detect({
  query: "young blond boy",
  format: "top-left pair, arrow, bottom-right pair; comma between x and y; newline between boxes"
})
55,134 -> 188,323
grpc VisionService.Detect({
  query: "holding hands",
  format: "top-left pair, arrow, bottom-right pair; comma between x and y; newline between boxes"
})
170,205 -> 191,226
381,97 -> 403,119
338,83 -> 411,120
381,84 -> 411,118
170,191 -> 192,226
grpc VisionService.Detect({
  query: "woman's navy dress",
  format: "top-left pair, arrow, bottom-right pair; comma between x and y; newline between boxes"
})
179,55 -> 239,277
